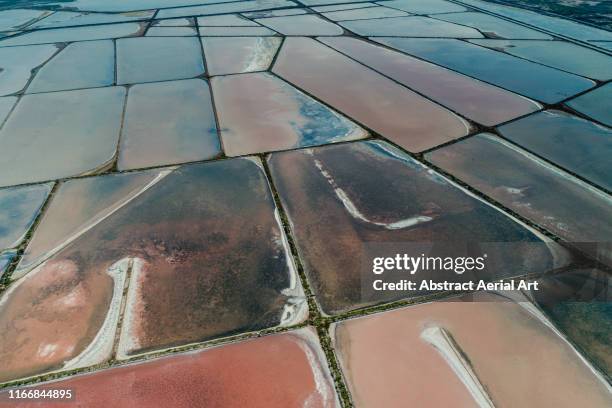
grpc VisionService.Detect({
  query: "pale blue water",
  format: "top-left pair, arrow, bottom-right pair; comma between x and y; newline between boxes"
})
478,0 -> 612,30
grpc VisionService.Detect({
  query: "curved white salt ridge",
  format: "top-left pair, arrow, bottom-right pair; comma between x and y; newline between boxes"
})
420,325 -> 495,408
14,168 -> 174,279
63,257 -> 129,369
274,205 -> 308,326
313,157 -> 434,230
295,328 -> 338,408
497,290 -> 612,393
116,257 -> 145,359
386,215 -> 434,229
0,257 -> 130,382
264,153 -> 306,326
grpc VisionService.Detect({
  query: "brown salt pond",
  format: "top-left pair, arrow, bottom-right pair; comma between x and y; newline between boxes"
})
15,171 -> 162,276
0,328 -> 339,407
320,36 -> 541,127
116,159 -> 305,357
531,268 -> 612,377
332,292 -> 612,407
0,171 -> 161,383
211,72 -> 367,156
267,140 -> 569,314
426,133 -> 612,250
272,37 -> 470,152
1,159 -> 305,382
117,78 -> 220,170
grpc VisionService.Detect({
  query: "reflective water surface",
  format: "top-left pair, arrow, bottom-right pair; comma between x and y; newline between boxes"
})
498,110 -> 612,191
269,140 -> 567,314
333,292 -> 612,407
273,37 -> 470,152
118,79 -> 220,170
116,37 -> 205,84
212,72 -> 367,156
0,87 -> 125,187
27,40 -> 115,94
426,133 -> 612,247
321,36 -> 540,126
374,37 -> 595,103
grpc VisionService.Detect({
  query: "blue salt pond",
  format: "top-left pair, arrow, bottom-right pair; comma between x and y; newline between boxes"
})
242,8 -> 308,17
0,22 -> 145,46
0,97 -> 16,124
27,40 -> 115,93
456,0 -> 612,42
0,183 -> 52,249
498,110 -> 612,191
152,18 -> 193,26
339,16 -> 483,37
373,37 -> 595,103
118,79 -> 220,170
200,26 -> 277,36
44,0 -> 240,12
28,10 -> 154,29
312,3 -> 376,12
377,0 -> 466,14
434,11 -> 552,39
0,87 -> 125,187
0,9 -> 51,31
469,39 -> 612,81
156,0 -> 298,19
0,44 -> 58,96
146,27 -> 197,36
566,84 -> 612,127
256,14 -> 343,36
197,14 -> 259,26
322,6 -> 409,21
116,36 -> 204,84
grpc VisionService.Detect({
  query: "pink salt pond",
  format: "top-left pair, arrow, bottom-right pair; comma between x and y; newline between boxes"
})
272,37 -> 470,152
332,292 -> 612,407
0,328 -> 339,408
